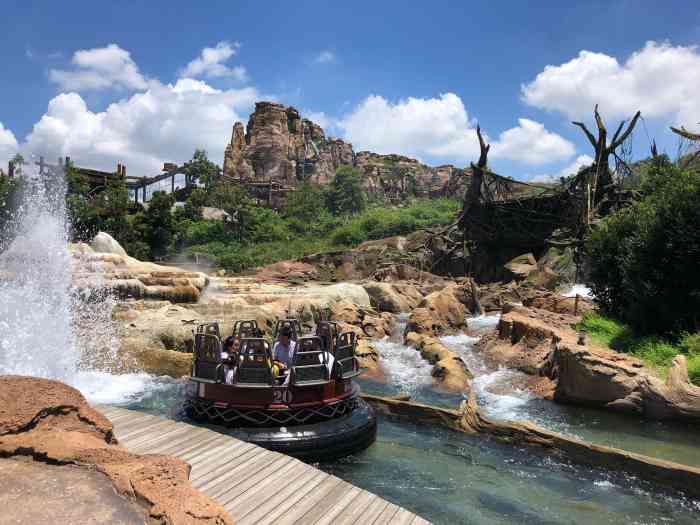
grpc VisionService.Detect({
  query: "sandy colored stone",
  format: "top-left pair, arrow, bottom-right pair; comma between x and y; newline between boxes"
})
405,285 -> 468,336
0,376 -> 232,525
0,458 -> 148,524
478,303 -> 700,422
404,332 -> 472,392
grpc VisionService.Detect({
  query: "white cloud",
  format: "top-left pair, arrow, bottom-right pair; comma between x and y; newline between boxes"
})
522,41 -> 700,129
49,44 -> 149,91
303,110 -> 335,131
340,93 -> 480,160
492,118 -> 575,165
0,122 -> 19,166
530,154 -> 594,183
340,93 -> 573,166
180,41 -> 247,81
21,80 -> 258,175
314,50 -> 336,64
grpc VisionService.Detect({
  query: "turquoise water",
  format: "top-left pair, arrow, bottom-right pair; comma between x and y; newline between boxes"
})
119,376 -> 700,525
116,314 -> 700,524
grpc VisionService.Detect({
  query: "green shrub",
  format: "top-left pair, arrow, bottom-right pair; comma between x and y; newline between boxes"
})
586,158 -> 700,334
330,223 -> 368,246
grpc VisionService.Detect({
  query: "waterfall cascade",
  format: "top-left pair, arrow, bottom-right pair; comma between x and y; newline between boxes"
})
0,160 -> 159,403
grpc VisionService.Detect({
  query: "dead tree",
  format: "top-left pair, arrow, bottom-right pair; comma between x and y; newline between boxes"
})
572,105 -> 641,228
670,126 -> 700,142
459,125 -> 490,228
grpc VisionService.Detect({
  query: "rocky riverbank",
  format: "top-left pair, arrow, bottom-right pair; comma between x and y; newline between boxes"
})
0,376 -> 232,524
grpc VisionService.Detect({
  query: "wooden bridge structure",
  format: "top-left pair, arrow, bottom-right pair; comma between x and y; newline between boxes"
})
102,406 -> 429,525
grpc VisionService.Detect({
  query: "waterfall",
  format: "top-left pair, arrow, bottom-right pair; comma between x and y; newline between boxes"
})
0,160 -> 161,404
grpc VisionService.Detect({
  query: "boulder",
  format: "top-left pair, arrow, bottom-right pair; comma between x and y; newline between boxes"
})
0,376 -> 232,524
329,300 -> 394,339
404,285 -> 468,336
404,332 -> 472,392
479,303 -> 700,422
255,260 -> 319,282
363,282 -> 422,313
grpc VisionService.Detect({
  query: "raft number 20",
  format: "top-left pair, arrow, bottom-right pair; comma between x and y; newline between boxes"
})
272,388 -> 293,404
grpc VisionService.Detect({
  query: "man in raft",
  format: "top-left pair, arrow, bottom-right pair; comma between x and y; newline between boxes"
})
272,326 -> 296,381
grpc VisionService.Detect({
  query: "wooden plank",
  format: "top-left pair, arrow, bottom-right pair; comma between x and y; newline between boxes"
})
206,451 -> 288,499
193,446 -> 267,490
137,429 -> 221,457
131,427 -> 211,455
302,483 -> 362,525
216,454 -> 295,505
120,423 -> 189,449
353,496 -> 389,525
372,503 -> 400,525
320,489 -> 375,525
110,412 -> 157,430
179,436 -> 232,461
389,509 -> 418,525
269,475 -> 343,525
115,418 -> 176,441
190,443 -> 259,484
184,439 -> 246,468
105,407 -> 430,525
237,468 -> 327,525
224,459 -> 310,521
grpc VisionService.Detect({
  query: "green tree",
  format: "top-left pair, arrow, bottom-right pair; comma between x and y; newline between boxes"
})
327,166 -> 365,215
143,191 -> 175,258
282,182 -> 335,234
183,149 -> 220,187
586,158 -> 700,333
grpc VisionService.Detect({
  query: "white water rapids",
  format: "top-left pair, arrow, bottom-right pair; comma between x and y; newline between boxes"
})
0,161 -> 163,404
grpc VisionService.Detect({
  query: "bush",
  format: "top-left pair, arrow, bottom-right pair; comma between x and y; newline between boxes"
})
330,223 -> 368,246
586,158 -> 700,334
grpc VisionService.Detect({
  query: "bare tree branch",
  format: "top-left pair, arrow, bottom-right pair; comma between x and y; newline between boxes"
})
572,121 -> 597,148
670,126 -> 700,142
475,125 -> 490,168
610,111 -> 641,150
611,120 -> 626,146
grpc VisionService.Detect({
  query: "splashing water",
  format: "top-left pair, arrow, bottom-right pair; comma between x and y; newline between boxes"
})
561,284 -> 593,298
0,160 -> 160,404
374,315 -> 434,395
440,316 -> 537,421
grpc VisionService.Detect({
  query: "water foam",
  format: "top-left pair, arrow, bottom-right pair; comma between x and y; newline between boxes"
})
562,284 -> 593,298
440,316 -> 535,422
0,159 -> 161,404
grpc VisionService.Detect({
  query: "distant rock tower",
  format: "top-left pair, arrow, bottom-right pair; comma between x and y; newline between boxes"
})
222,101 -> 355,186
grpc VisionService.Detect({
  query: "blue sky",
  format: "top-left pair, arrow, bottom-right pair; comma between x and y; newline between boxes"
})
1,1 -> 699,180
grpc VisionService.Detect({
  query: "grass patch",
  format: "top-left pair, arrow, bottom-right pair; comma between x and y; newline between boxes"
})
578,313 -> 700,384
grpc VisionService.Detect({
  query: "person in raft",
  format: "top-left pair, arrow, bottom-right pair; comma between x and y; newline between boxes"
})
221,336 -> 240,384
272,326 -> 296,380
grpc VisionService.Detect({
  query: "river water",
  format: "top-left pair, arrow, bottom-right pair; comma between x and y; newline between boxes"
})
2,167 -> 699,524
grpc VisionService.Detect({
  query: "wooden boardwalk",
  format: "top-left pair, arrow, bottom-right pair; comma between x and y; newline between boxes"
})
102,407 -> 430,525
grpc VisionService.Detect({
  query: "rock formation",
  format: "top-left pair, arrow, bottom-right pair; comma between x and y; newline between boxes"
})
0,376 -> 232,524
479,302 -> 700,422
72,233 -> 209,303
222,101 -> 471,199
223,101 -> 354,186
